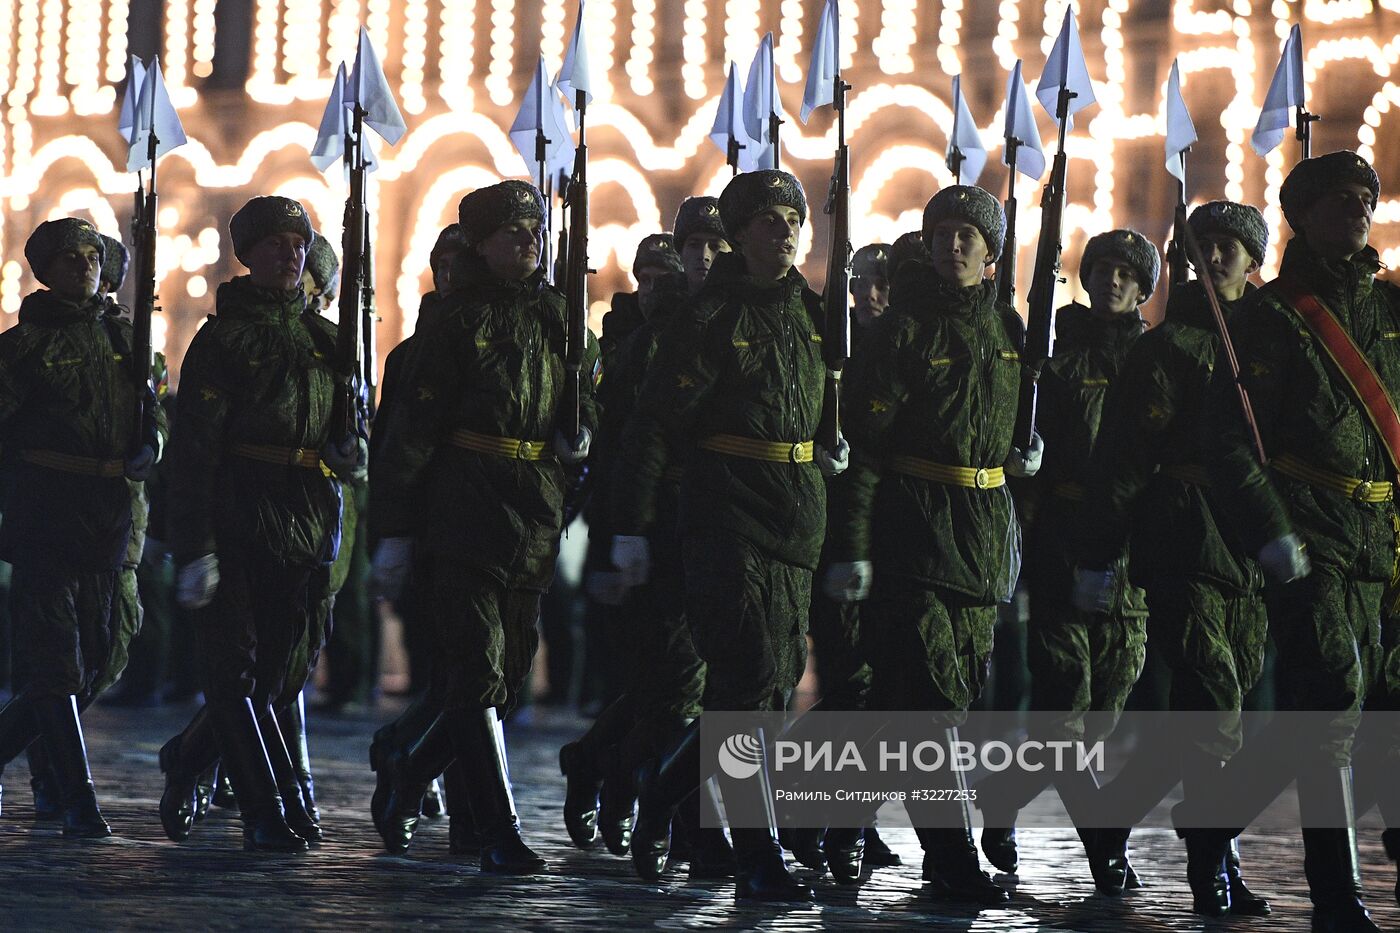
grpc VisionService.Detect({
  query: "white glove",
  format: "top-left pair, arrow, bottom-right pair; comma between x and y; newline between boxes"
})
585,571 -> 629,606
176,554 -> 219,609
554,426 -> 592,465
125,444 -> 157,482
322,434 -> 369,483
371,537 -> 414,600
816,435 -> 851,477
823,561 -> 873,603
1004,431 -> 1044,479
1258,533 -> 1310,584
611,535 -> 651,588
1072,566 -> 1116,614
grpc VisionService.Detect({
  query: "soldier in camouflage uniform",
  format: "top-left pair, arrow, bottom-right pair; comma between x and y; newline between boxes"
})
976,230 -> 1157,894
156,196 -> 366,853
1183,151 -> 1398,932
825,186 -> 1034,902
0,218 -> 162,835
612,170 -> 847,902
1074,203 -> 1273,917
369,180 -> 598,875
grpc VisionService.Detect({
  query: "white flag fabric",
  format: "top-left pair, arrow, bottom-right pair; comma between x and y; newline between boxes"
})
1164,58 -> 1198,185
118,55 -> 147,145
947,75 -> 988,185
348,26 -> 407,146
800,0 -> 839,124
310,64 -> 348,173
511,57 -> 576,183
558,0 -> 593,110
1251,24 -> 1304,157
1002,60 -> 1046,180
709,62 -> 753,162
742,33 -> 782,170
126,59 -> 188,172
1036,6 -> 1097,129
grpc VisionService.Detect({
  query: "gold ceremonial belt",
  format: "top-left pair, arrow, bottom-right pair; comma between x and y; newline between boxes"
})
699,434 -> 814,463
229,443 -> 324,470
1051,481 -> 1086,502
891,455 -> 1005,489
448,428 -> 550,461
1272,452 -> 1394,504
20,449 -> 124,478
1161,464 -> 1213,487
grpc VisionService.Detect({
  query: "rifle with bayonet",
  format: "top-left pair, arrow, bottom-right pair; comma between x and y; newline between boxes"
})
560,91 -> 591,441
817,71 -> 851,453
996,139 -> 1020,307
128,119 -> 159,458
332,102 -> 368,441
361,216 -> 377,421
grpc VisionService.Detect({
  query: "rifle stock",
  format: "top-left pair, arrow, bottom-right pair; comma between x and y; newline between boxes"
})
818,76 -> 850,453
332,106 -> 367,441
361,218 -> 378,421
561,94 -> 590,442
129,140 -> 158,459
996,140 -> 1019,308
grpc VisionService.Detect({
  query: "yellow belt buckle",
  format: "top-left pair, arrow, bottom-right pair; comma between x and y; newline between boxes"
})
289,448 -> 306,465
1354,480 -> 1375,503
516,440 -> 536,460
790,443 -> 805,463
974,467 -> 992,489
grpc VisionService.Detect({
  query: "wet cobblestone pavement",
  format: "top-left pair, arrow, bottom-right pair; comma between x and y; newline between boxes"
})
1,700 -> 1397,931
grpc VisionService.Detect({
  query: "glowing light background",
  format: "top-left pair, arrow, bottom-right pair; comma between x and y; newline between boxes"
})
2,0 -> 1399,383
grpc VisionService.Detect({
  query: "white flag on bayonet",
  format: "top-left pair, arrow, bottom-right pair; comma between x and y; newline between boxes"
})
126,58 -> 187,172
709,62 -> 753,161
511,56 -> 576,181
1251,24 -> 1304,157
1037,6 -> 1097,131
800,0 -> 839,124
741,32 -> 782,170
1002,60 -> 1046,180
557,0 -> 593,111
947,74 -> 988,185
1164,58 -> 1197,185
348,26 -> 407,146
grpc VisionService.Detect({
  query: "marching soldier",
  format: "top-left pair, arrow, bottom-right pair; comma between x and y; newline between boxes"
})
1074,202 -> 1273,917
977,229 -> 1157,893
370,180 -> 598,875
613,170 -> 846,901
0,218 -> 162,835
1188,151 -> 1397,932
157,196 -> 365,852
825,186 -> 1035,903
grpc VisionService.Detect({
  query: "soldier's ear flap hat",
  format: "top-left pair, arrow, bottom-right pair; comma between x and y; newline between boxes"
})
1280,149 -> 1380,232
1080,229 -> 1161,300
889,230 -> 929,278
851,244 -> 891,281
228,196 -> 314,266
673,197 -> 728,251
921,186 -> 1006,264
632,233 -> 685,278
718,170 -> 808,243
98,234 -> 130,291
305,231 -> 341,292
1187,201 -> 1268,265
457,180 -> 546,248
430,223 -> 467,271
25,218 -> 106,286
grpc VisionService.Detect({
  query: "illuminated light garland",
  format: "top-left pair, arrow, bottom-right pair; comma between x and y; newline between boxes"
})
11,0 -> 40,110
0,0 -> 12,177
1,260 -> 23,314
1174,0 -> 1235,35
775,0 -> 805,84
164,0 -> 197,107
874,0 -> 917,76
367,0 -> 392,62
283,0 -> 321,83
627,0 -> 658,95
326,0 -> 362,75
250,0 -> 280,96
723,0 -> 760,80
32,0 -> 66,117
681,0 -> 708,100
191,0 -> 216,79
840,0 -> 858,70
588,0 -> 618,102
401,0 -> 430,115
938,0 -> 964,77
541,0 -> 567,63
1304,0 -> 1373,25
66,0 -> 104,114
487,0 -> 516,107
440,0 -> 476,110
993,0 -> 1020,71
1306,36 -> 1400,80
103,0 -> 129,83
47,187 -> 119,235
1041,0 -> 1072,57
186,274 -> 207,299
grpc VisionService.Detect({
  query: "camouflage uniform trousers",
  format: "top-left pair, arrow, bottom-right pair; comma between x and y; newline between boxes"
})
808,583 -> 872,711
683,527 -> 809,712
1026,602 -> 1148,744
428,556 -> 541,714
92,480 -> 152,697
8,565 -> 119,700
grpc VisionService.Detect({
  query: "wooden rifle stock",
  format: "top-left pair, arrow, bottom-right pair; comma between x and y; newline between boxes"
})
332,106 -> 367,442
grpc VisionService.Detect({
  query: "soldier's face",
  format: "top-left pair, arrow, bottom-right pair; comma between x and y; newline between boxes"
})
1302,181 -> 1374,260
300,269 -> 330,312
1086,259 -> 1144,317
432,248 -> 462,293
927,221 -> 988,288
636,266 -> 669,317
850,274 -> 890,325
45,244 -> 102,301
246,232 -> 309,291
1195,233 -> 1259,302
734,207 -> 801,281
680,234 -> 730,292
477,218 -> 542,281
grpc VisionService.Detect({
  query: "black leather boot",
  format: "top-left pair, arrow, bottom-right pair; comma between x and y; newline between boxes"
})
275,695 -> 320,823
718,732 -> 812,902
259,708 -> 322,846
208,698 -> 306,853
779,825 -> 826,872
1179,828 -> 1230,917
193,765 -> 216,822
823,827 -> 866,885
378,714 -> 454,854
1301,767 -> 1380,933
32,696 -> 110,838
680,780 -> 735,879
1225,837 -> 1270,916
0,691 -> 40,820
212,770 -> 237,809
979,826 -> 1018,874
27,742 -> 62,821
916,827 -> 1010,904
158,705 -> 219,841
444,762 -> 482,856
558,740 -> 602,848
445,708 -> 546,874
862,823 -> 900,867
422,779 -> 444,818
631,720 -> 704,881
597,765 -> 636,857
